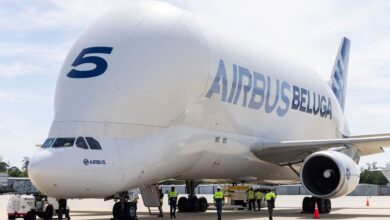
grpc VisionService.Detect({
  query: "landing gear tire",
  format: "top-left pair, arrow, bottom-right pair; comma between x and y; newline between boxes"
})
198,197 -> 208,212
317,199 -> 326,214
317,198 -> 331,214
302,197 -> 314,213
43,205 -> 53,220
187,196 -> 199,212
179,180 -> 208,212
124,202 -> 137,219
178,197 -> 188,212
113,202 -> 122,219
178,196 -> 207,212
324,199 -> 331,213
112,202 -> 137,220
318,199 -> 326,213
24,211 -> 36,220
302,197 -> 331,214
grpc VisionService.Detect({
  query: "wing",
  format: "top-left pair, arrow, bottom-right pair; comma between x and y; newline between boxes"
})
251,133 -> 390,165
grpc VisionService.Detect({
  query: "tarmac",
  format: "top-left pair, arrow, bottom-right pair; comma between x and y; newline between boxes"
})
2,195 -> 390,220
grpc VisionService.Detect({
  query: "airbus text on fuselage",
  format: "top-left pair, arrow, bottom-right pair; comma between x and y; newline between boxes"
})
206,60 -> 332,119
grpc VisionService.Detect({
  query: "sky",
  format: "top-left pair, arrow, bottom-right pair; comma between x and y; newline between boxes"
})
0,0 -> 389,168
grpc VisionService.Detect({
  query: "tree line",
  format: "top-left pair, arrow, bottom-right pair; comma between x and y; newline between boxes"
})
0,156 -> 29,177
359,162 -> 389,185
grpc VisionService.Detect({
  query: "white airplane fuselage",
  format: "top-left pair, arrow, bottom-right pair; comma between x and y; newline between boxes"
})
29,2 -> 348,198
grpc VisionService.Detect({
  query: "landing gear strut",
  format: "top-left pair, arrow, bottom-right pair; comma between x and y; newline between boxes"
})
177,180 -> 208,212
112,192 -> 137,220
302,197 -> 331,214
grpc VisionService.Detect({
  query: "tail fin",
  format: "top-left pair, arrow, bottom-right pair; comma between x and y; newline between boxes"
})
330,37 -> 350,111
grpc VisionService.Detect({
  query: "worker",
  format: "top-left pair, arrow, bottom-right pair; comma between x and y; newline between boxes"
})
214,186 -> 224,220
168,186 -> 178,219
158,188 -> 164,217
247,187 -> 255,211
255,189 -> 263,211
265,190 -> 276,220
57,199 -> 70,220
133,192 -> 139,218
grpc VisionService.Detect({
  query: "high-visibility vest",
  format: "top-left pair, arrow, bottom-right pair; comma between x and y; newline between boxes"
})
265,192 -> 276,201
160,194 -> 163,204
168,191 -> 178,198
248,190 -> 255,199
214,191 -> 224,200
255,191 -> 263,200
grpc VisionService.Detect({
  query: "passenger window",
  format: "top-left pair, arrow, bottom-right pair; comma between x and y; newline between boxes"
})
76,137 -> 89,149
42,138 -> 55,148
52,138 -> 75,148
85,137 -> 102,150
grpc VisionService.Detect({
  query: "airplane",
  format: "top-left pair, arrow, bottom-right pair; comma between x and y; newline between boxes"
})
28,1 -> 390,219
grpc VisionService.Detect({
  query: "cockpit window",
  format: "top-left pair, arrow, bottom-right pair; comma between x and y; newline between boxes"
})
52,138 -> 75,148
76,137 -> 89,149
42,138 -> 55,148
85,137 -> 102,150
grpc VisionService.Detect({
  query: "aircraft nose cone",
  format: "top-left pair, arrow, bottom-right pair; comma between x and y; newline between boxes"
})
29,150 -> 64,196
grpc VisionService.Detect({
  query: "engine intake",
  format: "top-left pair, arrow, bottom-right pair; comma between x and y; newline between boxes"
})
300,150 -> 359,198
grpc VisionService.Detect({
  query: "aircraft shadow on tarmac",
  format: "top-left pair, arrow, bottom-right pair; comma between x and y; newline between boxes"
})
71,210 -> 112,216
274,208 -> 390,219
70,208 -> 390,220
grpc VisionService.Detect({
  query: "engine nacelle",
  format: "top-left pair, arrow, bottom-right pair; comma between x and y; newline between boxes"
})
300,150 -> 359,198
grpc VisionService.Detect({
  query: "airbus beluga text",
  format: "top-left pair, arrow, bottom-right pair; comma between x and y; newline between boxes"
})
28,1 -> 390,219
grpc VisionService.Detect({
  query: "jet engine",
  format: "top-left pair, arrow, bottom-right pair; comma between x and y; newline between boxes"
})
300,150 -> 359,198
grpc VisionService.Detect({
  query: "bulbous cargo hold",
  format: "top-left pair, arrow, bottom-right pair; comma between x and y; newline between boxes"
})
53,1 -> 210,128
300,151 -> 360,198
51,0 -> 346,140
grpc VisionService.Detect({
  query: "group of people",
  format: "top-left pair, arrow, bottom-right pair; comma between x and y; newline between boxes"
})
53,185 -> 276,220
214,186 -> 276,220
158,186 -> 179,219
246,187 -> 264,211
157,186 -> 276,220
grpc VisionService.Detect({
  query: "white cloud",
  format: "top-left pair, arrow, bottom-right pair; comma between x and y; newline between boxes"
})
0,89 -> 52,104
0,87 -> 53,167
0,0 -> 139,31
0,42 -> 70,78
0,42 -> 71,61
0,63 -> 48,78
0,111 -> 50,167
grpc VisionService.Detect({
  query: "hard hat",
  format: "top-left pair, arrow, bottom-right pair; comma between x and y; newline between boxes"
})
217,186 -> 221,190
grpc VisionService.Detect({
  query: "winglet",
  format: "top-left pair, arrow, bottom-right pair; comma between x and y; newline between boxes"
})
330,37 -> 350,111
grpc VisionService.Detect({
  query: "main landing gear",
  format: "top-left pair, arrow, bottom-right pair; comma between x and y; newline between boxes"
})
302,197 -> 331,214
112,192 -> 137,220
177,180 -> 208,212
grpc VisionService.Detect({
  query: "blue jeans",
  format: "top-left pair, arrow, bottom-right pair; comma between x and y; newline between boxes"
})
215,201 -> 223,220
169,198 -> 177,218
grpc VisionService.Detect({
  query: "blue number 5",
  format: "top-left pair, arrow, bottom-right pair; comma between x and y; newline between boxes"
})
67,47 -> 113,78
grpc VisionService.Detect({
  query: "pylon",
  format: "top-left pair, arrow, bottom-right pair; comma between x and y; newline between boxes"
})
313,202 -> 320,219
366,197 -> 370,206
